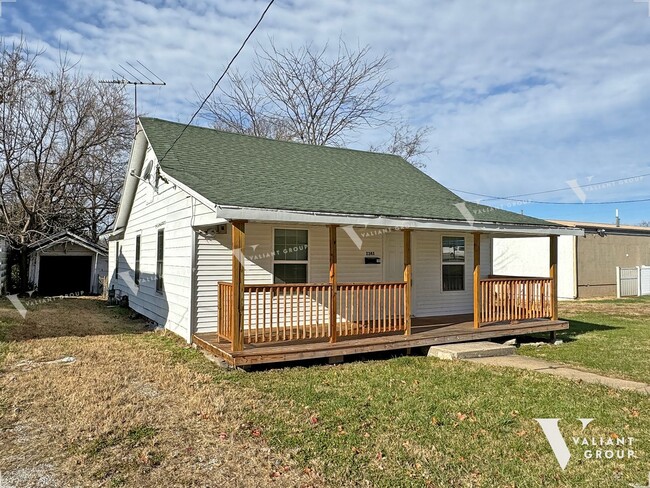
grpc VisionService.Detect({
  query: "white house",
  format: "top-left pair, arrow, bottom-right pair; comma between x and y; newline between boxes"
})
108,117 -> 581,366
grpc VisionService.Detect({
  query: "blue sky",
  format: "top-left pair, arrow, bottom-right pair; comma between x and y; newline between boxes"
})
1,0 -> 649,224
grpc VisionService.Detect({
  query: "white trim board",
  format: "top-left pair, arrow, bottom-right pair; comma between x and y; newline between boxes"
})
215,205 -> 584,237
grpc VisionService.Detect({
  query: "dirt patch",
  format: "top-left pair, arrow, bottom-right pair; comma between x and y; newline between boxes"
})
0,299 -> 319,487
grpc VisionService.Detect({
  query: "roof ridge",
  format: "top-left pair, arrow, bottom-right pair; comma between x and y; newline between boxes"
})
139,116 -> 409,160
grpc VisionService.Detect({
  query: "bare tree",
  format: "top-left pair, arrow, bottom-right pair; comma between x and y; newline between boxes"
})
639,221 -> 649,227
203,39 -> 392,146
370,122 -> 432,169
0,38 -> 131,290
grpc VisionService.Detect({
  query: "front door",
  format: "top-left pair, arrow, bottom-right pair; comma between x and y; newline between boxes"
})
383,231 -> 403,282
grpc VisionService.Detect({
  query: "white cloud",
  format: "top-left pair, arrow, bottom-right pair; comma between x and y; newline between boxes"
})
2,0 -> 649,222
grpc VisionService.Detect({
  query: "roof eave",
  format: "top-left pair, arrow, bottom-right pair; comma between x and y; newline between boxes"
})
214,205 -> 584,236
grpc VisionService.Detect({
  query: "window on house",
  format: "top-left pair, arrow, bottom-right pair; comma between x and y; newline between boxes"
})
273,229 -> 308,284
442,236 -> 465,291
135,235 -> 141,286
156,229 -> 164,292
115,242 -> 120,279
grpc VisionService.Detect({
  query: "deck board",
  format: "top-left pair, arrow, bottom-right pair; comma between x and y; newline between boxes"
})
193,316 -> 568,367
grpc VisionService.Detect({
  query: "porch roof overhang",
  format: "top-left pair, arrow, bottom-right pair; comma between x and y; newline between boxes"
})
215,205 -> 584,237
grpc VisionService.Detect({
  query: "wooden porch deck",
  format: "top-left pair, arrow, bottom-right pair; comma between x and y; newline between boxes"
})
193,314 -> 569,367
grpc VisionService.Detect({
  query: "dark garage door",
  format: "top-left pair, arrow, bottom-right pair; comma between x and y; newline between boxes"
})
38,256 -> 92,296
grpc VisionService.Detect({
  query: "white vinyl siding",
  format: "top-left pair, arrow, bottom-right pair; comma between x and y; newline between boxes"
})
194,229 -> 232,335
108,145 -> 217,342
492,235 -> 575,299
412,231 -> 490,317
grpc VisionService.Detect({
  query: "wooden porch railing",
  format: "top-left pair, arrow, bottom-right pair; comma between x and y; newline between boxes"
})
480,277 -> 552,324
337,282 -> 406,337
217,281 -> 407,344
244,283 -> 331,342
217,282 -> 234,341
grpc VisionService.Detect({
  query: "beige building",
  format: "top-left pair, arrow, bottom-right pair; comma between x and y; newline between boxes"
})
493,220 -> 650,299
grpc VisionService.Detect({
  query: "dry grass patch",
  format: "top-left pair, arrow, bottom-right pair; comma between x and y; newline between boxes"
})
558,296 -> 650,318
0,298 -> 319,488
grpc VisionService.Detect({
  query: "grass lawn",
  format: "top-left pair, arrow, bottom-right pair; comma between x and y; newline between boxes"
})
519,297 -> 650,384
1,298 -> 649,487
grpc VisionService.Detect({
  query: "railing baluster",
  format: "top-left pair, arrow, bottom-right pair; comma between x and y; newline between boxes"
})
218,282 -> 409,343
478,277 -> 553,325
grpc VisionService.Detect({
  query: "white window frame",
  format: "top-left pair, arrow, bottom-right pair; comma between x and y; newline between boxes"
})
115,241 -> 121,280
441,235 -> 466,292
134,234 -> 141,287
272,227 -> 310,284
156,228 -> 164,293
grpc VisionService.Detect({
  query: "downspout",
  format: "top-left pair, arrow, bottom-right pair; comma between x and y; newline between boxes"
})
189,196 -> 197,342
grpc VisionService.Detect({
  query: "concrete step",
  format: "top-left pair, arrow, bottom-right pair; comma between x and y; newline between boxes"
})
427,341 -> 516,360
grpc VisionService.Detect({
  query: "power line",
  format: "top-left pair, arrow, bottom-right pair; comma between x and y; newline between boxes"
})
470,195 -> 650,205
481,172 -> 650,201
157,0 -> 275,164
452,172 -> 650,205
522,197 -> 650,205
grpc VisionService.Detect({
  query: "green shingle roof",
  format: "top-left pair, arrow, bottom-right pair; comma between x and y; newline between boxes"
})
140,117 -> 552,227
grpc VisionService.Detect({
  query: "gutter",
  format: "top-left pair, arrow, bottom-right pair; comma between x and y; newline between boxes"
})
215,205 -> 585,237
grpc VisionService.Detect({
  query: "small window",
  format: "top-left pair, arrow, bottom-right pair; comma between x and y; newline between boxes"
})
442,236 -> 465,291
134,235 -> 141,286
273,229 -> 308,284
156,229 -> 164,292
115,242 -> 120,279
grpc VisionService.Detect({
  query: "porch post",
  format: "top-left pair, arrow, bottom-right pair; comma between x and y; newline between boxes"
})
231,220 -> 246,352
473,232 -> 481,329
549,235 -> 558,321
329,225 -> 338,343
403,229 -> 412,335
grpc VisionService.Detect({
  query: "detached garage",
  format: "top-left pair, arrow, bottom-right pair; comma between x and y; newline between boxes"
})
28,231 -> 108,296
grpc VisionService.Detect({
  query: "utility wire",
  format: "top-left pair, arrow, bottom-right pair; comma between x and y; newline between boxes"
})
468,172 -> 650,201
157,0 -> 275,164
453,172 -> 650,205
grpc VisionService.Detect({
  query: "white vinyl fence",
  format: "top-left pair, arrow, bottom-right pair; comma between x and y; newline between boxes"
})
617,266 -> 650,297
641,266 -> 650,296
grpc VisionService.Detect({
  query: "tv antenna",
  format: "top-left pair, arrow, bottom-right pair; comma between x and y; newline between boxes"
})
99,61 -> 166,131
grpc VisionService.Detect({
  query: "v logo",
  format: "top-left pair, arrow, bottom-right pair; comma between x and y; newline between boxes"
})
534,418 -> 594,470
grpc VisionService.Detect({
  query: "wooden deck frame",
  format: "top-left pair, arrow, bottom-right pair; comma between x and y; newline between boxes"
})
194,315 -> 569,367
